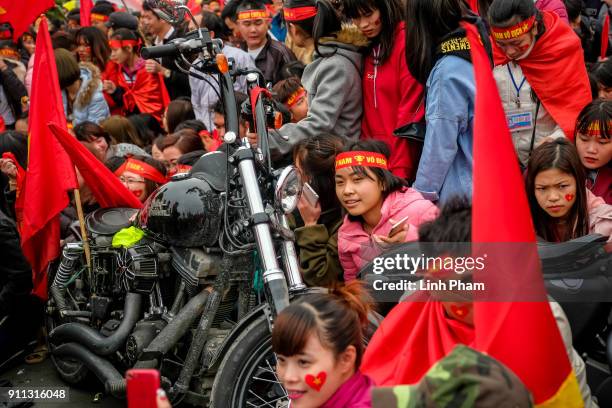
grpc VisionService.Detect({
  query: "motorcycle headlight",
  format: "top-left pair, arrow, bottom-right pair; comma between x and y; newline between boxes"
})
274,166 -> 302,214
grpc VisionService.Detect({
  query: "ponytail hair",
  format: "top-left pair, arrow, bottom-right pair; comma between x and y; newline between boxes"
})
272,281 -> 373,367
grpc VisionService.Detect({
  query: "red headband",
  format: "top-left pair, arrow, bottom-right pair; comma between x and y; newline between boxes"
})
491,15 -> 536,40
584,121 -> 612,137
237,9 -> 269,20
283,6 -> 317,22
0,48 -> 19,60
114,157 -> 167,184
335,151 -> 388,171
109,39 -> 140,49
91,13 -> 110,23
286,87 -> 306,108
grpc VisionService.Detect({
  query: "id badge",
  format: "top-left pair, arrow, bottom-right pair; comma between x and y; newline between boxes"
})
506,109 -> 534,132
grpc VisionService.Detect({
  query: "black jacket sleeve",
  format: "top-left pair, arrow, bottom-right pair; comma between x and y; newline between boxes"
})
0,210 -> 33,316
0,64 -> 27,119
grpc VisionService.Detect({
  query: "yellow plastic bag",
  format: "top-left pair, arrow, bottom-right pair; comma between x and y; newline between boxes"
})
112,226 -> 145,248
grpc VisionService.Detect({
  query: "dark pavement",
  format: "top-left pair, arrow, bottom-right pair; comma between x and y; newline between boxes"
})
0,349 -> 122,408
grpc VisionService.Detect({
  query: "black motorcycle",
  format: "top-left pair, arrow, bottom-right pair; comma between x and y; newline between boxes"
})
45,3 -> 380,407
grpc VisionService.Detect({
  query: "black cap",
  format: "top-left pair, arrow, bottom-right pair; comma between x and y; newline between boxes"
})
91,0 -> 115,16
105,12 -> 139,30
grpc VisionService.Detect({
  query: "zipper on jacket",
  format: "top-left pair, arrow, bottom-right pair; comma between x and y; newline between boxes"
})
373,45 -> 380,109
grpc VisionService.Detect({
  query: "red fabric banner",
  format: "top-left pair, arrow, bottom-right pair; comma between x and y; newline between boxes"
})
493,11 -> 591,139
48,123 -> 143,210
21,18 -> 78,300
0,0 -> 55,38
602,14 -> 610,60
80,0 -> 93,27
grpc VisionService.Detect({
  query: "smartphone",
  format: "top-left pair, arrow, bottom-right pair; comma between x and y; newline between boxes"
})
302,182 -> 320,207
388,216 -> 410,237
126,369 -> 160,408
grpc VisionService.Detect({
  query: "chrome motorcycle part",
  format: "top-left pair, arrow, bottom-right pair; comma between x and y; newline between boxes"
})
274,166 -> 302,214
121,244 -> 159,294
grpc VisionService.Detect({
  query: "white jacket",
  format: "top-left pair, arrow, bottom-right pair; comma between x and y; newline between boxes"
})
494,62 -> 566,166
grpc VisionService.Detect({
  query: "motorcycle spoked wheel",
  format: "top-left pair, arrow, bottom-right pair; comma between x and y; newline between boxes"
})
210,311 -> 381,408
210,314 -> 287,408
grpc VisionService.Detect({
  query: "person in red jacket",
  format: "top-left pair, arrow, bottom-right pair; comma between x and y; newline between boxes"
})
103,29 -> 168,123
344,0 -> 424,181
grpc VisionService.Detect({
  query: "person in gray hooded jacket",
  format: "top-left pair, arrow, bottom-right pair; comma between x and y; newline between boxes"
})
248,0 -> 367,163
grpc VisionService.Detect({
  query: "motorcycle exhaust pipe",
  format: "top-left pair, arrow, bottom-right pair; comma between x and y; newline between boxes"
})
135,288 -> 209,368
49,292 -> 143,356
52,342 -> 126,398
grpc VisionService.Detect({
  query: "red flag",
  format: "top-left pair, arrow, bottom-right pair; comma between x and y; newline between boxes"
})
48,123 -> 143,210
22,18 -> 78,300
468,0 -> 479,14
362,22 -> 585,406
187,0 -> 202,15
80,0 -> 93,27
0,0 -> 55,38
465,22 -> 584,406
602,15 -> 610,60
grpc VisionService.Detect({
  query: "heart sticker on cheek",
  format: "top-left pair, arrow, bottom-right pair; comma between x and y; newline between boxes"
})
450,304 -> 470,318
305,371 -> 327,392
565,194 -> 575,202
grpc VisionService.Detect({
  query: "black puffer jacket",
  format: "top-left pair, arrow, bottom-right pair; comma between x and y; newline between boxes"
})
0,58 -> 28,125
0,208 -> 32,316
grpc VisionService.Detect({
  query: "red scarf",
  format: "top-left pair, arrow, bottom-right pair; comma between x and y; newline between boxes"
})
360,293 -> 474,385
493,11 -> 591,140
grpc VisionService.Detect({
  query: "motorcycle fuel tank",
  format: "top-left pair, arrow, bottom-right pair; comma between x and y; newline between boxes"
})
137,174 -> 223,247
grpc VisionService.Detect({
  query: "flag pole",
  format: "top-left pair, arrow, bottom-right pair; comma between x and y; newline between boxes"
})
73,188 -> 92,272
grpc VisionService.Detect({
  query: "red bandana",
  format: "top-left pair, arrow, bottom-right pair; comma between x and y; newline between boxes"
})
286,87 -> 306,108
283,6 -> 317,22
237,9 -> 268,20
109,39 -> 140,49
114,157 -> 167,184
91,13 -> 110,23
335,151 -> 388,171
491,15 -> 536,40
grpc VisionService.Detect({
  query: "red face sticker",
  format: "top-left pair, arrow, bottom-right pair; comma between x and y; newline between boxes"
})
305,372 -> 327,392
517,43 -> 531,53
565,194 -> 575,202
450,304 -> 470,318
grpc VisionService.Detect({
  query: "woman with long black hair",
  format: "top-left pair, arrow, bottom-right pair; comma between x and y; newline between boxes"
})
405,0 -> 475,204
343,0 -> 424,181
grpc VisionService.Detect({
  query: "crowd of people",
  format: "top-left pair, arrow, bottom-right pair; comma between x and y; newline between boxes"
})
0,0 -> 612,406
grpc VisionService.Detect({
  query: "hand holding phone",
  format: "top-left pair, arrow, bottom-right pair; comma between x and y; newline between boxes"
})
388,216 -> 410,238
302,182 -> 319,207
127,369 -> 160,408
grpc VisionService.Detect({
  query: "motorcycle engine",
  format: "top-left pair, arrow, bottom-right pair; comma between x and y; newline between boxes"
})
171,247 -> 223,294
120,244 -> 160,294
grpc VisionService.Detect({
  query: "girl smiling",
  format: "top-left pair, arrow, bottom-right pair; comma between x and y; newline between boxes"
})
335,140 -> 438,281
272,281 -> 375,407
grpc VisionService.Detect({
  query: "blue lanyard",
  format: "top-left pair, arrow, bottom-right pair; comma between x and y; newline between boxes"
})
507,64 -> 527,104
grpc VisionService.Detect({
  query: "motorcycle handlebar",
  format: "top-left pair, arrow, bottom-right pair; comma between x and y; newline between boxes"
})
141,43 -> 179,59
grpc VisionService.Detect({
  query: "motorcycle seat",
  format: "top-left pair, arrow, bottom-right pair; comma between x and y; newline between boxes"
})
538,234 -> 607,267
86,207 -> 139,236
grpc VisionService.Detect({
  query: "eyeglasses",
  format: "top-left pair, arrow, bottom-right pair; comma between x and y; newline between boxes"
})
119,176 -> 145,185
